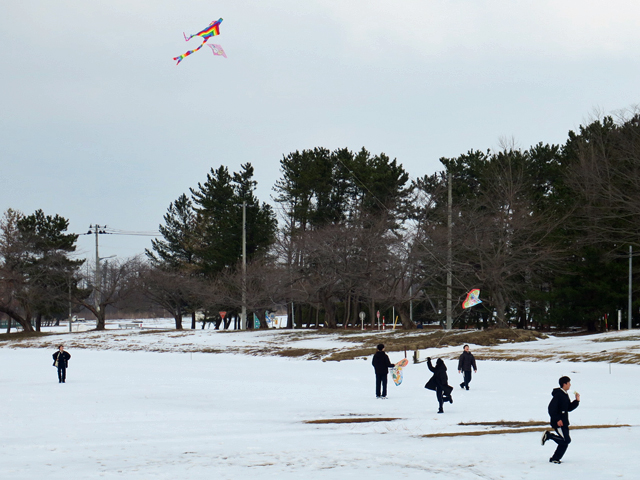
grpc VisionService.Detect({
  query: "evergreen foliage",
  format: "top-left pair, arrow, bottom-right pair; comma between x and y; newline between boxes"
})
0,209 -> 83,332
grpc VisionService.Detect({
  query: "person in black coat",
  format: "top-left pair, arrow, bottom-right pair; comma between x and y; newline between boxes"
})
425,358 -> 453,413
541,376 -> 580,463
371,344 -> 395,398
457,345 -> 477,390
52,345 -> 71,383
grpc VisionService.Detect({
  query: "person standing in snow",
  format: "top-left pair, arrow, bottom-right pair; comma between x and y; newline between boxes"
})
52,345 -> 71,383
457,344 -> 477,390
425,358 -> 453,413
372,344 -> 394,399
541,375 -> 580,464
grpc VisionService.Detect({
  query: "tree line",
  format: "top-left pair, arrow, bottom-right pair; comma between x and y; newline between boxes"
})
1,112 -> 639,332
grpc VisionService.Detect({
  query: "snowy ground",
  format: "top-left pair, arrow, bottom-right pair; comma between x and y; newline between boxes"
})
2,327 -> 639,479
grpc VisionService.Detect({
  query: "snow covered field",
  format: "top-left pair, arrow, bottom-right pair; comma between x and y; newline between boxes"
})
2,330 -> 639,479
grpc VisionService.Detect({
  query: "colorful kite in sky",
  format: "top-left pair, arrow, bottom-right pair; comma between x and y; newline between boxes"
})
173,18 -> 223,65
462,289 -> 482,309
207,44 -> 227,58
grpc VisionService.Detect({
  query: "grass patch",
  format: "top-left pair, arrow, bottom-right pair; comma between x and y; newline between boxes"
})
592,335 -> 640,343
306,418 -> 401,424
455,329 -> 545,345
469,353 -> 556,362
324,348 -> 378,362
459,421 -> 547,428
422,424 -> 630,438
0,331 -> 58,342
186,347 -> 222,354
276,348 -> 325,359
324,329 -> 545,361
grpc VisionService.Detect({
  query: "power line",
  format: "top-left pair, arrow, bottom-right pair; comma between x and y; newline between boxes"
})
76,226 -> 159,237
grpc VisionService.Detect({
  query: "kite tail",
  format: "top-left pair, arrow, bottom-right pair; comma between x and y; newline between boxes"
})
173,39 -> 208,65
183,32 -> 193,42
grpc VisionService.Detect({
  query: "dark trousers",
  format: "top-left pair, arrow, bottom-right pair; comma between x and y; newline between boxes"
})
436,386 -> 444,411
548,425 -> 571,460
57,366 -> 66,383
461,370 -> 472,388
375,373 -> 388,397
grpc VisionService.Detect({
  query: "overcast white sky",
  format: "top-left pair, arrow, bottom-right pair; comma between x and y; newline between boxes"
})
1,0 -> 639,261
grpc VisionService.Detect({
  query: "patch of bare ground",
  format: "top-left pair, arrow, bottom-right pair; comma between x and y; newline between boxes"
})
468,353 -> 556,362
0,331 -> 57,343
10,340 -> 94,350
576,352 -> 640,364
455,329 -> 546,345
275,348 -> 326,360
194,347 -> 222,353
458,421 -> 547,428
552,330 -> 593,337
305,418 -> 401,424
591,335 -> 640,343
139,330 -> 180,335
475,351 -> 640,365
422,424 -> 631,438
325,329 -> 545,362
324,348 -> 377,362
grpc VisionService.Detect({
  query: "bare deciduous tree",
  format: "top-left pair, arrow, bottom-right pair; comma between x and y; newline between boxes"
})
137,264 -> 212,330
74,257 -> 142,330
566,112 -> 640,249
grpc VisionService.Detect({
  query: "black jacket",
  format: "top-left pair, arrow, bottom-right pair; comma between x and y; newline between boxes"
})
457,351 -> 477,371
548,387 -> 579,426
53,350 -> 71,368
372,351 -> 394,375
425,359 -> 452,394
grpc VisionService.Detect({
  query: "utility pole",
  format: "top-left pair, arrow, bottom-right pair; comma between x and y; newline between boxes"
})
630,245 -> 633,330
446,171 -> 453,330
68,280 -> 73,333
241,201 -> 247,330
91,224 -> 102,312
88,225 -> 111,315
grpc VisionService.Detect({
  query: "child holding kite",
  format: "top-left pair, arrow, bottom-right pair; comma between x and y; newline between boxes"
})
425,358 -> 453,413
371,344 -> 395,399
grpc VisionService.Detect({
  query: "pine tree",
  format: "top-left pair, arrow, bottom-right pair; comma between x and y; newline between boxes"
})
0,209 -> 83,332
190,163 -> 276,277
146,194 -> 198,270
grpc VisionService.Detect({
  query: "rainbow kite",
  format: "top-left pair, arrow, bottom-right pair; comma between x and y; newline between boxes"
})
173,18 -> 223,65
462,289 -> 482,309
